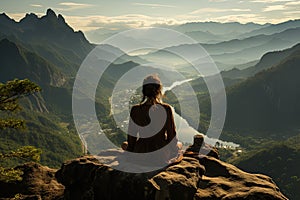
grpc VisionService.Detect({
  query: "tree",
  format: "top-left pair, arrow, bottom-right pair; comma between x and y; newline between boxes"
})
0,79 -> 42,182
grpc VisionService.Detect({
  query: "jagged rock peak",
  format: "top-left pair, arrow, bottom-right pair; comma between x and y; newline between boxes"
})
0,13 -> 16,24
58,14 -> 65,23
19,13 -> 39,24
0,13 -> 10,19
41,9 -> 70,28
25,12 -> 38,18
46,8 -> 57,19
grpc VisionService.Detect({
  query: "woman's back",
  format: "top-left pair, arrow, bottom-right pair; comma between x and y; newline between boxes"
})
127,102 -> 176,153
123,74 -> 180,164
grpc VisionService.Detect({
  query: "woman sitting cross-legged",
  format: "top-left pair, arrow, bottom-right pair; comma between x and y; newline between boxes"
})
122,74 -> 182,165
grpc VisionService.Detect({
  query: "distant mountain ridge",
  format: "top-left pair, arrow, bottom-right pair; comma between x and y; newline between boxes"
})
0,9 -> 92,57
176,21 -> 267,32
222,43 -> 300,79
240,19 -> 300,38
0,9 -> 94,75
140,26 -> 300,70
86,21 -> 270,44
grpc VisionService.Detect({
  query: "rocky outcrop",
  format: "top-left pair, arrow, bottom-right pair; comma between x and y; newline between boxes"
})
0,154 -> 288,200
55,150 -> 288,200
0,132 -> 288,200
0,134 -> 288,200
0,162 -> 64,200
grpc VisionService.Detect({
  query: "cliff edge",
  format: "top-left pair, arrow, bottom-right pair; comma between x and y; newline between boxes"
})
0,136 -> 288,200
55,150 -> 287,200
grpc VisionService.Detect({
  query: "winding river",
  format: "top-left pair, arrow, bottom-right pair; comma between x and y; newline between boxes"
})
163,78 -> 239,148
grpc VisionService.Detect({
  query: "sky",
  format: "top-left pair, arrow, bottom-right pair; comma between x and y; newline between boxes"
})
1,0 -> 300,32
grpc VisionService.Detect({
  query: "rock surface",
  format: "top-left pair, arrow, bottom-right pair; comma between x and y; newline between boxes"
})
55,150 -> 288,200
0,162 -> 64,200
0,147 -> 288,200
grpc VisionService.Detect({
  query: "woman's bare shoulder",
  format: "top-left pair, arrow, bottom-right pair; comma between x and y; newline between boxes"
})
160,102 -> 172,110
130,104 -> 141,111
131,103 -> 172,110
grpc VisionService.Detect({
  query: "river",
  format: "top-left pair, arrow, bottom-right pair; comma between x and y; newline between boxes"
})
163,78 -> 239,148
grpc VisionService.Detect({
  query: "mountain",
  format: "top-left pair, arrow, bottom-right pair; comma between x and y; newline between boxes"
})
0,9 -> 92,58
174,21 -> 268,37
142,26 -> 300,70
224,44 -> 300,134
0,39 -> 83,167
0,9 -> 94,75
213,27 -> 300,64
0,39 -> 65,86
0,9 -> 99,167
178,30 -> 224,44
240,19 -> 300,39
222,43 -> 300,79
209,26 -> 299,55
85,21 -> 269,44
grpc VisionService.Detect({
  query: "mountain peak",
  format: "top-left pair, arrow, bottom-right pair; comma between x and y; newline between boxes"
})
58,14 -> 66,23
46,8 -> 57,19
0,13 -> 16,26
0,13 -> 10,20
25,13 -> 38,18
20,13 -> 39,25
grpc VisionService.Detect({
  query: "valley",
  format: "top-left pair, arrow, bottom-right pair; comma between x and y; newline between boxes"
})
0,8 -> 299,199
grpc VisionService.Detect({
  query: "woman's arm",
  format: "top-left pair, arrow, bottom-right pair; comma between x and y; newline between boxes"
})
166,105 -> 177,143
127,106 -> 138,151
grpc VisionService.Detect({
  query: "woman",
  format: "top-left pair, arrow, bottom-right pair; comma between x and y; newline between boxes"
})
122,74 -> 181,164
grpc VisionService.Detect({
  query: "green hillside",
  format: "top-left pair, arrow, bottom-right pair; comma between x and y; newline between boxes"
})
0,10 -> 96,167
0,39 -> 83,167
225,45 -> 300,135
230,135 -> 300,199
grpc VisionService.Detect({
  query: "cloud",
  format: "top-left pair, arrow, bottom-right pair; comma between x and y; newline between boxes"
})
263,5 -> 287,11
190,8 -> 251,15
132,3 -> 176,8
209,0 -> 227,2
205,13 -> 297,24
62,14 -> 181,32
30,4 -> 43,8
285,1 -> 300,5
57,2 -> 93,11
259,1 -> 300,12
206,14 -> 265,23
250,0 -> 292,3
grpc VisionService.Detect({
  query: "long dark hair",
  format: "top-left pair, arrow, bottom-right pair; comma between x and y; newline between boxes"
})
141,74 -> 163,104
